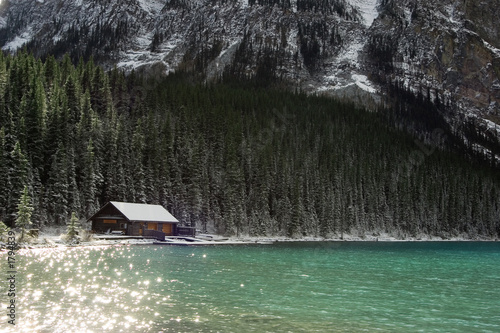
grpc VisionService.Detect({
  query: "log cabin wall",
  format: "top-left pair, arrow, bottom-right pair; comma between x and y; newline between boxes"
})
91,204 -> 128,234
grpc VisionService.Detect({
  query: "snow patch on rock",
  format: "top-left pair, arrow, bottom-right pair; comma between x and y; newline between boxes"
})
352,74 -> 377,93
483,39 -> 500,58
349,0 -> 379,27
138,0 -> 164,14
2,32 -> 32,51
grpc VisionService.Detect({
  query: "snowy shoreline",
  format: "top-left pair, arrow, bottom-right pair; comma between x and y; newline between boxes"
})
230,234 -> 498,243
1,231 -> 497,251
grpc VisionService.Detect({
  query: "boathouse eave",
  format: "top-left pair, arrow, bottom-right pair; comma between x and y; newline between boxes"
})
126,220 -> 179,223
86,202 -> 121,222
88,201 -> 179,224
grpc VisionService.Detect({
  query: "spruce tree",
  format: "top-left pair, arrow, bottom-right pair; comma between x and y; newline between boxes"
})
66,211 -> 79,242
7,141 -> 29,225
0,221 -> 10,242
82,139 -> 98,217
46,144 -> 69,224
0,128 -> 7,221
16,185 -> 33,242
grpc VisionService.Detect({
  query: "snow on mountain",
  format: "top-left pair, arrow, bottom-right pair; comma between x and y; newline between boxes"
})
138,0 -> 164,14
3,32 -> 33,51
350,0 -> 379,27
0,0 -> 499,151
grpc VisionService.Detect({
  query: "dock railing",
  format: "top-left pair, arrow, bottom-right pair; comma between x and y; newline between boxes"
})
143,229 -> 166,241
176,227 -> 196,237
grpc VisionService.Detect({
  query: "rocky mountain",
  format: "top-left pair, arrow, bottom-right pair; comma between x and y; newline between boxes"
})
1,0 -> 499,158
368,0 -> 500,155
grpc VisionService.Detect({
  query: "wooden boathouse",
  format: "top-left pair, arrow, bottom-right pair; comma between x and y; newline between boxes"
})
89,201 -> 180,238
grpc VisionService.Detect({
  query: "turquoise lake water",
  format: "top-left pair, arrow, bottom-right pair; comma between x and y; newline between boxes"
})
1,242 -> 500,332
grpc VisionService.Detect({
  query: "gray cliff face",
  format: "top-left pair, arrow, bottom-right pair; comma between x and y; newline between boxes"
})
1,0 -> 499,148
0,0 -> 371,88
369,0 -> 500,124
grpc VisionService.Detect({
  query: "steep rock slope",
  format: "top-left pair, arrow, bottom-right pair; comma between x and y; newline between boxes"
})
0,0 -> 380,94
369,0 -> 500,123
0,0 -> 499,156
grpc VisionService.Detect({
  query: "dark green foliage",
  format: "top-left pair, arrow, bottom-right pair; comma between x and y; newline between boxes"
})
367,33 -> 396,72
296,0 -> 357,20
0,51 -> 499,239
24,19 -> 130,64
15,185 -> 33,241
383,79 -> 500,169
66,212 -> 79,242
245,0 -> 356,19
249,0 -> 291,9
297,21 -> 341,72
0,221 -> 9,241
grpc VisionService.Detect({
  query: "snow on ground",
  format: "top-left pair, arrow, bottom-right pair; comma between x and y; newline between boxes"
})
483,118 -> 500,133
352,74 -> 377,93
3,229 -> 492,251
319,77 -> 377,94
218,40 -> 240,58
444,4 -> 460,25
117,34 -> 183,72
2,32 -> 32,51
320,27 -> 378,95
349,0 -> 379,27
287,25 -> 299,52
5,233 -> 486,252
136,34 -> 153,49
337,38 -> 364,64
483,39 -> 500,58
138,0 -> 164,14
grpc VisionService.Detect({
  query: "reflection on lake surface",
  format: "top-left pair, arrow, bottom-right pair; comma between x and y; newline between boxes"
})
1,242 -> 500,332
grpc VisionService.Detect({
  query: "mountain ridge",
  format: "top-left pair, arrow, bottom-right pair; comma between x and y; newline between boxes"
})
1,0 -> 499,160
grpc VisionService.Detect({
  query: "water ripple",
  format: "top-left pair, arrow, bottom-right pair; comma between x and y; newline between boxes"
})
0,243 -> 499,332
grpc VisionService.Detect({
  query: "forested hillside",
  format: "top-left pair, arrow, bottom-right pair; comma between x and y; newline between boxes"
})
1,51 -> 499,239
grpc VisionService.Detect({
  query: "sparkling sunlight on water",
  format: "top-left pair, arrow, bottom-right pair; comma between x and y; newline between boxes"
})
1,242 -> 500,332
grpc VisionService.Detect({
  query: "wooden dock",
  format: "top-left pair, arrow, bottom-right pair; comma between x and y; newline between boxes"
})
93,234 -> 275,246
153,238 -> 272,246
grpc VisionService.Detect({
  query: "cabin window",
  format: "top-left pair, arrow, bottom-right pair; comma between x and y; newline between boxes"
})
103,219 -> 117,224
162,224 -> 172,234
147,223 -> 158,230
120,223 -> 127,229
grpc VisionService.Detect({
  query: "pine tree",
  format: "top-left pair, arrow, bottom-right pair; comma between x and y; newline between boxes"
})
67,148 -> 81,215
7,141 -> 29,225
43,55 -> 60,89
0,221 -> 10,242
0,53 -> 8,127
66,211 -> 79,242
46,144 -> 69,225
82,139 -> 99,217
22,74 -> 47,170
131,120 -> 146,203
0,127 -> 7,221
15,185 -> 33,242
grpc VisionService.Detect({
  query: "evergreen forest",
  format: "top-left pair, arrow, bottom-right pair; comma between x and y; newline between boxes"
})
1,51 -> 499,239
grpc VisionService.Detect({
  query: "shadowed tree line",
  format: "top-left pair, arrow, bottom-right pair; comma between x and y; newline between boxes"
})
0,51 -> 499,238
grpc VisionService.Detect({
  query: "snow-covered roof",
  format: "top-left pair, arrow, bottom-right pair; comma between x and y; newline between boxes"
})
109,201 -> 179,223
